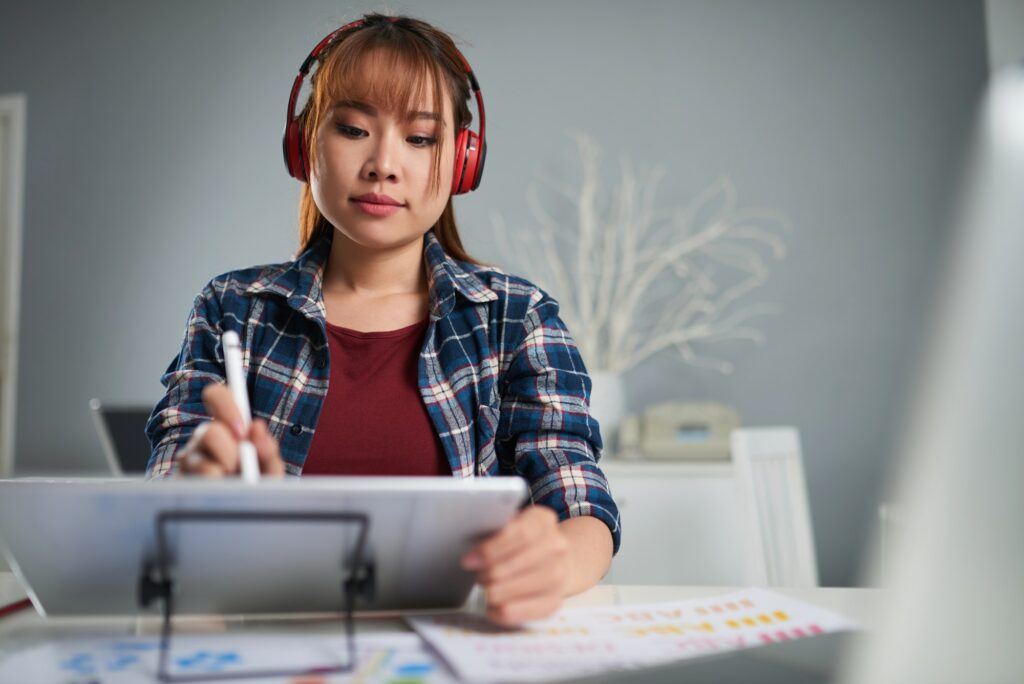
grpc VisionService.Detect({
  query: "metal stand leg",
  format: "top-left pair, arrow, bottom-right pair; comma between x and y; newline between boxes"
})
138,510 -> 374,683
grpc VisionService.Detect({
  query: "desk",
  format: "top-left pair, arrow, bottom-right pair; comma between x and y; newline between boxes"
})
1,571 -> 880,669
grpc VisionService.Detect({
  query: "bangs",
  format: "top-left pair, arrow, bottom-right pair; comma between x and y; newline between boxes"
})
307,30 -> 452,195
321,45 -> 445,124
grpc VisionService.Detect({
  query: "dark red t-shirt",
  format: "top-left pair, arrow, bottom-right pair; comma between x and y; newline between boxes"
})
302,317 -> 451,476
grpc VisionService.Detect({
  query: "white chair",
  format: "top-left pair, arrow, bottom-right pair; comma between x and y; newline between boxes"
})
730,427 -> 819,587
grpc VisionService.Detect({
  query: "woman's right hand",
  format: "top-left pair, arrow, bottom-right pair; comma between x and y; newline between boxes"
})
176,383 -> 287,477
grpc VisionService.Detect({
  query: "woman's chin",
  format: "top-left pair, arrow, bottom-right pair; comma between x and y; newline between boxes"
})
331,223 -> 427,251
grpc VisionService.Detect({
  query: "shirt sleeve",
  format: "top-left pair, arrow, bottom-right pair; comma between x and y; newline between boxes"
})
497,291 -> 622,555
145,283 -> 226,479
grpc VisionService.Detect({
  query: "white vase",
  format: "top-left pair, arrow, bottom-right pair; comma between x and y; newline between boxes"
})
588,370 -> 626,452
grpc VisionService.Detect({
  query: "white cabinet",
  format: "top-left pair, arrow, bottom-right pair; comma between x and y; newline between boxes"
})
600,460 -> 745,586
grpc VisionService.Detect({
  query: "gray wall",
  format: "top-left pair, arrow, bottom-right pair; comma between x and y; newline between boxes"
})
0,0 -> 989,586
986,0 -> 1024,70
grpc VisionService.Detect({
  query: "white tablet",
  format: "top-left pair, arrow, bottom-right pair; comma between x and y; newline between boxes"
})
0,476 -> 528,617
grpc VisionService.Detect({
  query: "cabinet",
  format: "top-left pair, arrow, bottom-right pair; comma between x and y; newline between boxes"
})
600,460 -> 745,585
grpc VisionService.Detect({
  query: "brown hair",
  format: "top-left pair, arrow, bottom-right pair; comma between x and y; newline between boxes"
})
296,13 -> 482,265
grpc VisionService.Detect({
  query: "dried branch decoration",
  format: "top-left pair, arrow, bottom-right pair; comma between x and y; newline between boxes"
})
493,131 -> 791,374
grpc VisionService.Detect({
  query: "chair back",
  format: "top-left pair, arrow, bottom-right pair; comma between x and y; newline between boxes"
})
731,427 -> 819,586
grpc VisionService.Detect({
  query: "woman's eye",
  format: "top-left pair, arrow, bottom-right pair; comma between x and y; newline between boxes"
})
334,124 -> 435,148
407,136 -> 437,148
335,124 -> 366,138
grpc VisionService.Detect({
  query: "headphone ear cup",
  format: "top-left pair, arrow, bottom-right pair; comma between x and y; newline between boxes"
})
452,128 -> 484,195
470,135 -> 486,191
451,127 -> 470,195
283,117 -> 308,182
459,129 -> 482,194
297,120 -> 310,182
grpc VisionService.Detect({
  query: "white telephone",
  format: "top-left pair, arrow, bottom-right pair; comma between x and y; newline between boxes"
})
617,402 -> 740,461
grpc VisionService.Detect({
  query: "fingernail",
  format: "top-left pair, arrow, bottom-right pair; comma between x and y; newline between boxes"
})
233,420 -> 246,438
462,551 -> 482,570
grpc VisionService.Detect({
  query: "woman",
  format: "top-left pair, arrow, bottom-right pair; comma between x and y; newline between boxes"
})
146,12 -> 620,625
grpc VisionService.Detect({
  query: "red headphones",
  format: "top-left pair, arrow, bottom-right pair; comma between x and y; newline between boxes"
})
282,15 -> 487,195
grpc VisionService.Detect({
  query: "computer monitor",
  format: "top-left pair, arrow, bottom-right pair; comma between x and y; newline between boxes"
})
840,62 -> 1024,682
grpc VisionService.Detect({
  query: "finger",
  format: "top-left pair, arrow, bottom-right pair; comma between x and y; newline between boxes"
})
201,383 -> 246,439
466,506 -> 559,570
487,592 -> 563,627
177,422 -> 211,463
181,451 -> 227,478
176,423 -> 212,477
177,449 -> 201,475
464,523 -> 527,571
250,419 -> 286,476
478,534 -> 562,585
195,420 -> 241,474
484,561 -> 566,607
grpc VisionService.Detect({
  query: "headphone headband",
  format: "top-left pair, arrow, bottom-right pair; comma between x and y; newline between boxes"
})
282,15 -> 486,195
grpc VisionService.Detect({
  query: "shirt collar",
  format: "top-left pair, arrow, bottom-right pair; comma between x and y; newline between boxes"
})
245,229 -> 497,322
422,229 -> 498,319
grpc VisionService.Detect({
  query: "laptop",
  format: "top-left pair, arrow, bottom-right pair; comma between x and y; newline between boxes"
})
88,398 -> 153,476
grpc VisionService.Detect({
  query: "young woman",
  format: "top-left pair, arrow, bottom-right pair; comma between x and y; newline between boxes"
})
145,13 -> 620,625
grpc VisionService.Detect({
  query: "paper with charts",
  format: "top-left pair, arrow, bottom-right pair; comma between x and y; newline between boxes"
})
0,632 -> 457,683
408,588 -> 861,682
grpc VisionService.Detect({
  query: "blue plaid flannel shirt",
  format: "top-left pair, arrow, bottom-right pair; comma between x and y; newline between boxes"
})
146,229 -> 621,553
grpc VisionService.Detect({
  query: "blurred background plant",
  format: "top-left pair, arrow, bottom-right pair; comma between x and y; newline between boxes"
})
492,131 -> 792,377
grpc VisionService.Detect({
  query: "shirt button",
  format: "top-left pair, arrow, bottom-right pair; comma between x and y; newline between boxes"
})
316,354 -> 327,369
290,423 -> 303,436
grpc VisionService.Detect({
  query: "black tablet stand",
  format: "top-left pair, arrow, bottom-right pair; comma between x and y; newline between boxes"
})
138,510 -> 374,683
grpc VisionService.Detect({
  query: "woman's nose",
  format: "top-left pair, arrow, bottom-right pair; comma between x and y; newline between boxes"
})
362,132 -> 400,182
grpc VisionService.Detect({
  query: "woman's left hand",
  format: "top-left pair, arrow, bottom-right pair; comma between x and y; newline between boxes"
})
461,505 -> 569,626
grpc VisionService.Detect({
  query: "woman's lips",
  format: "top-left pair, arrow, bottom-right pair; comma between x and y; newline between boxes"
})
351,198 -> 403,217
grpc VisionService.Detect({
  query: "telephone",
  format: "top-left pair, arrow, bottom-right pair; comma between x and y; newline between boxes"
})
617,402 -> 740,461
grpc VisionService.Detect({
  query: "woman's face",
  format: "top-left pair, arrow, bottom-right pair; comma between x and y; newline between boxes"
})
310,71 -> 456,252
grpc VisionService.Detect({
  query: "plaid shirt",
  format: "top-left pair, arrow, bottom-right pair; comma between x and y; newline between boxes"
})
146,229 -> 621,553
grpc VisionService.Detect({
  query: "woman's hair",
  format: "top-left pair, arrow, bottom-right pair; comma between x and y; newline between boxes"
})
296,13 -> 482,264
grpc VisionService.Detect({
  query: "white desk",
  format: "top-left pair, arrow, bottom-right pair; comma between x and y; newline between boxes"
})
0,571 -> 879,667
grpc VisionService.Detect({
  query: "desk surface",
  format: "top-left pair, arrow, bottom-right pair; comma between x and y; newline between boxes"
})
0,571 -> 880,665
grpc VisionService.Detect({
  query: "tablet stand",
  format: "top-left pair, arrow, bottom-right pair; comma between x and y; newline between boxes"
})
138,510 -> 374,683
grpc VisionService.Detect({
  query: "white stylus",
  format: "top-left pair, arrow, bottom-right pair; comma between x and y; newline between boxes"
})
221,330 -> 260,483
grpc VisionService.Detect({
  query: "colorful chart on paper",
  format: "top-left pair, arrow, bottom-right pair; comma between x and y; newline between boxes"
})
0,631 -> 456,684
408,588 -> 860,682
